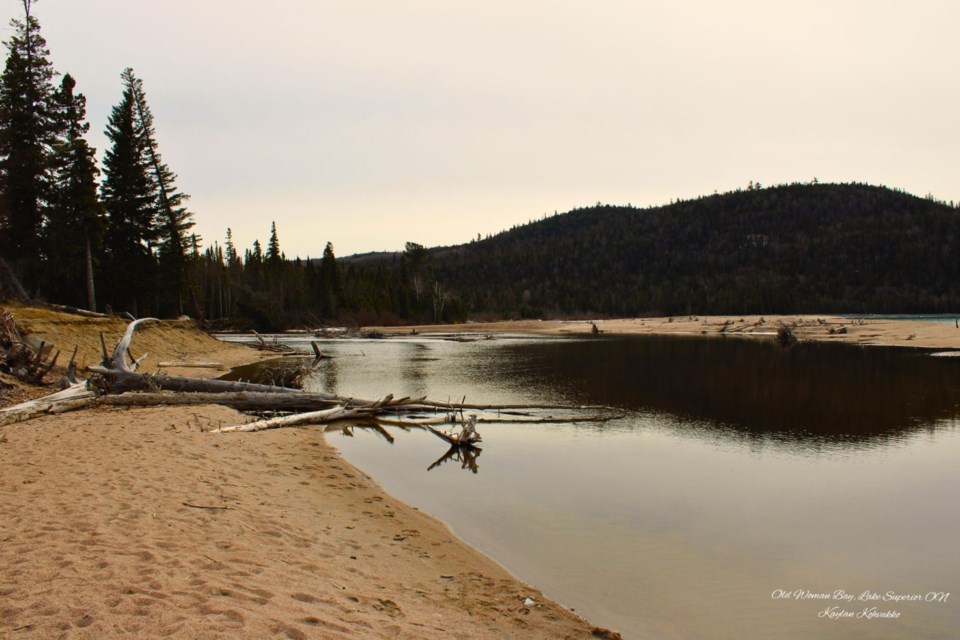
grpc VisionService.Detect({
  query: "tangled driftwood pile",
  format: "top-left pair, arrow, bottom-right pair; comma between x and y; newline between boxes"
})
1,319 -> 616,456
0,310 -> 61,385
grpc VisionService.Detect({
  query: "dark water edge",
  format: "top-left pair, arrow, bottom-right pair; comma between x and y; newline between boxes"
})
491,335 -> 960,445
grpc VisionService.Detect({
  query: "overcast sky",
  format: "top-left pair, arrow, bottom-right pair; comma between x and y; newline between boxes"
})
4,0 -> 959,258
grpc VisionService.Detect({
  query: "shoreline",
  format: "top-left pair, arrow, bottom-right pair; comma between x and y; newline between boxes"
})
6,307 -> 959,638
364,314 -> 960,352
0,305 -> 608,639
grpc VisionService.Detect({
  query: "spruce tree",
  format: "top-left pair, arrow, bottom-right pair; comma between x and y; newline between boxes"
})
0,0 -> 57,292
100,68 -> 197,316
224,228 -> 238,268
266,221 -> 281,268
223,228 -> 240,317
45,74 -> 104,310
101,69 -> 157,316
247,239 -> 264,291
264,222 -> 283,309
127,68 -> 195,315
318,241 -> 340,318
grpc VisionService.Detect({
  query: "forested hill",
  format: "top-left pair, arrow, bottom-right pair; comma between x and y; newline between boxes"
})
412,183 -> 960,317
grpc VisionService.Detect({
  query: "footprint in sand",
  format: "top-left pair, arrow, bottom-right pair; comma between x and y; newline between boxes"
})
290,592 -> 319,603
373,599 -> 403,618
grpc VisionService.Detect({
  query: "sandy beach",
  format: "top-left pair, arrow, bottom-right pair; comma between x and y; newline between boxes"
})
0,305 -> 609,639
4,306 -> 959,639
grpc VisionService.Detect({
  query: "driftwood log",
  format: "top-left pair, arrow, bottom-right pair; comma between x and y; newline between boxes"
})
1,319 -> 619,450
215,406 -> 377,433
88,366 -> 308,395
0,382 -> 94,427
158,362 -> 224,369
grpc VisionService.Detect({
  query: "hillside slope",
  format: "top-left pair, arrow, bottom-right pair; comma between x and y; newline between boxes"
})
425,183 -> 960,316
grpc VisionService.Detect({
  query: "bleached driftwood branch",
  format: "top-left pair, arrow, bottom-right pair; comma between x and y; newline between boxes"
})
111,317 -> 157,372
214,405 -> 377,433
0,382 -> 95,426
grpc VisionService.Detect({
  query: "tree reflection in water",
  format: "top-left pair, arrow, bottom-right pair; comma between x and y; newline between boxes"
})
326,424 -> 482,473
427,445 -> 482,474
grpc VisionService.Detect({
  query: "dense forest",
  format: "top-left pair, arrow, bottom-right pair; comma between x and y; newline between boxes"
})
420,182 -> 960,318
2,3 -> 959,329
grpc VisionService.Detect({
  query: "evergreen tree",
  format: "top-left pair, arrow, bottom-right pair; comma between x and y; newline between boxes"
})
222,228 -> 240,317
100,68 -> 157,315
224,228 -> 238,268
318,241 -> 340,318
266,221 -> 281,268
0,0 -> 57,291
247,239 -> 264,290
45,73 -> 104,310
263,222 -> 283,308
127,68 -> 195,315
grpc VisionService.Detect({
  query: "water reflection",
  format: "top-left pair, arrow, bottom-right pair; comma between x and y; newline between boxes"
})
427,445 -> 482,474
318,357 -> 340,396
491,335 -> 960,445
223,335 -> 960,451
399,342 -> 430,397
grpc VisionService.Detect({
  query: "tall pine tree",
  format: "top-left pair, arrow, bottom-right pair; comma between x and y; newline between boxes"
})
101,68 -> 157,316
0,0 -> 57,292
128,68 -> 195,315
46,73 -> 104,310
101,68 -> 196,316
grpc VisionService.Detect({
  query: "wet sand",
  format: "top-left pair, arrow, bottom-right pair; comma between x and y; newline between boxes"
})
1,306 -> 606,639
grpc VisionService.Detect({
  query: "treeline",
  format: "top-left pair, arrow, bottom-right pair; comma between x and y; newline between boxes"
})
0,2 -> 464,329
181,181 -> 960,328
0,2 -> 194,317
191,234 -> 467,330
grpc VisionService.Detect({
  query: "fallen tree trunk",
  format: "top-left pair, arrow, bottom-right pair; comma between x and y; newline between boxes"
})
42,302 -> 110,319
89,367 -> 309,395
0,382 -> 96,426
2,373 -> 613,427
214,405 -> 378,433
97,390 -> 343,411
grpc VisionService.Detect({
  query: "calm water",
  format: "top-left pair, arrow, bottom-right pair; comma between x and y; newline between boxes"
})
228,335 -> 960,639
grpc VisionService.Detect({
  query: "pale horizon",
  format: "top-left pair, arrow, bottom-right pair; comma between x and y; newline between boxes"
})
4,0 -> 958,258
